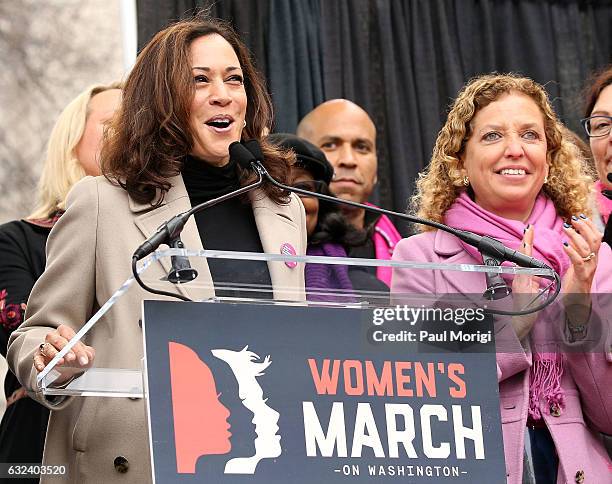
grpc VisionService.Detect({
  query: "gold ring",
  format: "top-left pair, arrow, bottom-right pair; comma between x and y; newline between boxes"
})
38,343 -> 47,356
582,252 -> 596,262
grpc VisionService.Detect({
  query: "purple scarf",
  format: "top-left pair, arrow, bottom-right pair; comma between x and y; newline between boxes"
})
445,192 -> 570,420
306,243 -> 355,302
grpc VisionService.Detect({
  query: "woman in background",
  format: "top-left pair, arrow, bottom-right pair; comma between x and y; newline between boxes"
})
0,82 -> 121,473
392,73 -> 612,483
581,65 -> 612,246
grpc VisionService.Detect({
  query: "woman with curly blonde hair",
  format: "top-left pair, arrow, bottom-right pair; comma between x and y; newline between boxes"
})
392,73 -> 612,483
413,74 -> 593,226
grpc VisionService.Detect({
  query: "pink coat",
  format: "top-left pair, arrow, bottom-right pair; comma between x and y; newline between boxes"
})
367,203 -> 402,286
392,229 -> 612,484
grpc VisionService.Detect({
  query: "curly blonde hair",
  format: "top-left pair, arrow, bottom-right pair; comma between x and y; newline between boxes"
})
412,73 -> 593,231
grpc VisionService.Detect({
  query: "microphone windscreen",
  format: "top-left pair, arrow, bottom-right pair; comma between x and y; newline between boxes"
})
243,139 -> 264,161
229,141 -> 255,169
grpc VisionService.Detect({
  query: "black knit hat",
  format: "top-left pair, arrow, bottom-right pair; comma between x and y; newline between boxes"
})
268,133 -> 334,185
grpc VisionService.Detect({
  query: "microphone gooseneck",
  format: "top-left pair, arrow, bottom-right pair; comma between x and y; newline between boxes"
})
240,139 -> 551,271
131,147 -> 265,300
133,144 -> 264,262
240,139 -> 560,315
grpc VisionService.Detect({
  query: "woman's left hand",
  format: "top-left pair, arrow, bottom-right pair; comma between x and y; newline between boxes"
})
561,214 -> 602,294
561,214 -> 602,338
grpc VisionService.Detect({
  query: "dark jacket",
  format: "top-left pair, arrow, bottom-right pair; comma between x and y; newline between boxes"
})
0,217 -> 56,475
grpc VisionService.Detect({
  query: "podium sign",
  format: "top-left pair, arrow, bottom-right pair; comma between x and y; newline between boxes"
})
143,300 -> 505,483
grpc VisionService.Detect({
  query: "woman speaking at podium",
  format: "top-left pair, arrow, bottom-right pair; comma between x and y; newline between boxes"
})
392,74 -> 612,483
8,16 -> 305,482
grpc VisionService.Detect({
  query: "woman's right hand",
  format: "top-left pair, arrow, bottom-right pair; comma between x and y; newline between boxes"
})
511,224 -> 540,341
33,324 -> 95,381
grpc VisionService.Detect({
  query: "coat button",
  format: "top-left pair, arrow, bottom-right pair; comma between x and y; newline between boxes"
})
114,456 -> 129,473
550,403 -> 561,417
574,470 -> 584,483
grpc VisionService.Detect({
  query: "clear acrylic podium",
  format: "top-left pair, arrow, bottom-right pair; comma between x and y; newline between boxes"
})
36,248 -> 558,398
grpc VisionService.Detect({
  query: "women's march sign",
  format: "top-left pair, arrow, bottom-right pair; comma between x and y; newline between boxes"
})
143,301 -> 505,483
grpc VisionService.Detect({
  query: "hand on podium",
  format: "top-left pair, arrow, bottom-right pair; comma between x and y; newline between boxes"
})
33,324 -> 96,384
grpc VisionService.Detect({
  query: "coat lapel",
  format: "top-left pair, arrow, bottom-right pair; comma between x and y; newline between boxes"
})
130,175 -> 214,300
250,190 -> 304,300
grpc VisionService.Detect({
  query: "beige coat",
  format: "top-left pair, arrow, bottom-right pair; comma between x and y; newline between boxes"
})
8,174 -> 306,483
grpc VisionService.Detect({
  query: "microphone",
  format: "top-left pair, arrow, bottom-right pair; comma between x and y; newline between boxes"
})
133,212 -> 190,261
229,141 -> 261,171
243,139 -> 264,161
455,232 -> 550,270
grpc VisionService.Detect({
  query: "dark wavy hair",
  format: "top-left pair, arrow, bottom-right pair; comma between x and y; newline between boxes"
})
101,16 -> 291,205
583,65 -> 612,117
309,184 -> 368,247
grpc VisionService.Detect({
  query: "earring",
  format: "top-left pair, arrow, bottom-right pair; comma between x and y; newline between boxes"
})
243,120 -> 247,128
463,176 -> 469,186
543,175 -> 548,184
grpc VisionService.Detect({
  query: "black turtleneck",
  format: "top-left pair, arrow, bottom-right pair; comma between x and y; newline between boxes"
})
182,155 -> 272,298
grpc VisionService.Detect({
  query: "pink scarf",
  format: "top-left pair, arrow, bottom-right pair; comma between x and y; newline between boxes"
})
445,192 -> 570,276
595,180 -> 612,224
445,192 -> 570,420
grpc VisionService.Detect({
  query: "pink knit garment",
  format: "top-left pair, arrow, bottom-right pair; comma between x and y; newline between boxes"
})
445,192 -> 570,420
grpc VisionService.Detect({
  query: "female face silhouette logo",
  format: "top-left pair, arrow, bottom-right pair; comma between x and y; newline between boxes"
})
212,346 -> 282,474
168,342 -> 232,474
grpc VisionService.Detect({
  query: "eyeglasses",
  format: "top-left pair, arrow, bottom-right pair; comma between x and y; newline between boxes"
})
291,180 -> 327,197
580,115 -> 612,137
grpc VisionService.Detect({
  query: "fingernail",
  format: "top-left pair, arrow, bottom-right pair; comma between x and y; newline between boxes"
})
571,215 -> 579,221
563,241 -> 569,247
79,356 -> 88,366
579,213 -> 587,219
563,222 -> 571,229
